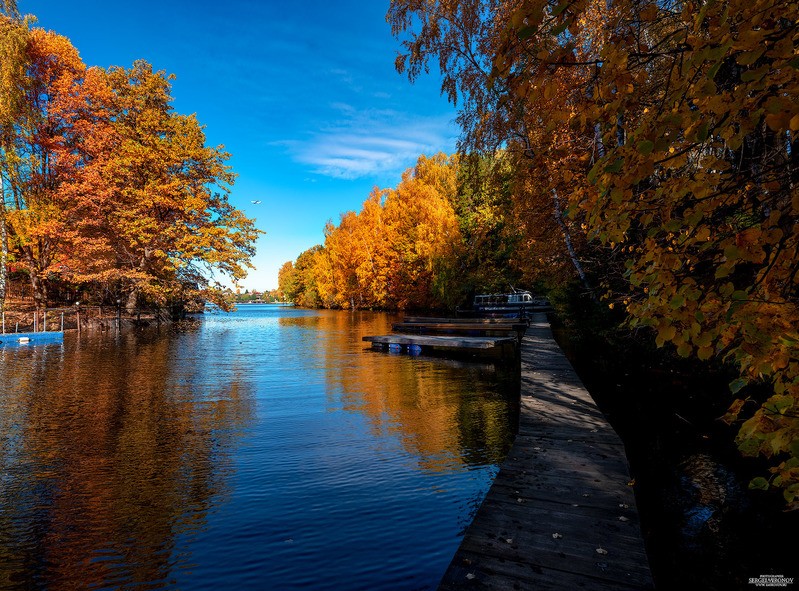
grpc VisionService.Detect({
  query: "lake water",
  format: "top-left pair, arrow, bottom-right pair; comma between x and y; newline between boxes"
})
0,305 -> 519,590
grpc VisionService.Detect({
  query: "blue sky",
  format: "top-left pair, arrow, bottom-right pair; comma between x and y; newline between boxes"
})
24,0 -> 457,290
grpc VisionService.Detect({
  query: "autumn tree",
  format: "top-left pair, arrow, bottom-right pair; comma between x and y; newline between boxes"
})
389,0 -> 799,506
93,61 -> 259,311
454,152 -> 526,295
279,245 -> 327,308
281,154 -> 464,311
277,260 -> 296,302
0,14 -> 27,309
0,21 -> 260,312
0,0 -> 17,17
382,153 -> 463,309
0,24 -> 114,310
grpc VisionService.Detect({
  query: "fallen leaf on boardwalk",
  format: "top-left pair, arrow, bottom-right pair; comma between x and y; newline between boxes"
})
596,548 -> 608,555
552,533 -> 563,539
627,479 -> 636,486
618,503 -> 629,508
506,538 -> 513,544
618,516 -> 629,522
466,573 -> 476,580
517,498 -> 525,503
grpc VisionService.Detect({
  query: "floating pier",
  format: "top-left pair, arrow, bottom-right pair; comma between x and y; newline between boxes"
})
392,320 -> 527,338
364,317 -> 525,358
0,331 -> 64,346
363,333 -> 517,356
438,313 -> 653,590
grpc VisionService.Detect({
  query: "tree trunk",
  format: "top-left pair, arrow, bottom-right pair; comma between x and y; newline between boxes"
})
0,181 -> 7,311
126,288 -> 138,314
552,188 -> 596,301
28,266 -> 47,311
0,213 -> 7,310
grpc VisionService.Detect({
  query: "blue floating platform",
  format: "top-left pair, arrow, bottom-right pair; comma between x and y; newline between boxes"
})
0,331 -> 64,346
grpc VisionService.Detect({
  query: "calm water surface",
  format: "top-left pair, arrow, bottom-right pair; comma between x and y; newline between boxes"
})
0,305 -> 518,590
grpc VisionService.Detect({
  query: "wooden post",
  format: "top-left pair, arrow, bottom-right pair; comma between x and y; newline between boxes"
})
43,310 -> 47,332
61,312 -> 64,332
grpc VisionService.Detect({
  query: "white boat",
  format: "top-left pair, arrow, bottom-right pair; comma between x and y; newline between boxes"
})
472,290 -> 546,316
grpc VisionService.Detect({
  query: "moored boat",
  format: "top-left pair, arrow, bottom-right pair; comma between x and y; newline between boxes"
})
471,289 -> 548,317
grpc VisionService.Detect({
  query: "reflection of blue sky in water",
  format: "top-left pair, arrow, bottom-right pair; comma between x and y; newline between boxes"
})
0,306 -> 517,590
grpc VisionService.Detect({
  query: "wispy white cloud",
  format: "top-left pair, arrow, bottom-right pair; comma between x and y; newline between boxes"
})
284,108 -> 457,180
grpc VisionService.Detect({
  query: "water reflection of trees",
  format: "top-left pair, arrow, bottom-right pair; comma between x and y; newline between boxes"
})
311,311 -> 519,472
0,328 -> 254,590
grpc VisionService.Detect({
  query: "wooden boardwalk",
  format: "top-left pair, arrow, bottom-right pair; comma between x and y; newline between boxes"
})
438,313 -> 654,590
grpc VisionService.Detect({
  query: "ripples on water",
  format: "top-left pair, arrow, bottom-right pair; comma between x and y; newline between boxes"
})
0,305 -> 519,590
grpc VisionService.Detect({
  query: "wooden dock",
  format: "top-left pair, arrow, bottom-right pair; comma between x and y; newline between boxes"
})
392,321 -> 527,340
438,313 -> 653,590
363,334 -> 517,356
364,317 -> 524,357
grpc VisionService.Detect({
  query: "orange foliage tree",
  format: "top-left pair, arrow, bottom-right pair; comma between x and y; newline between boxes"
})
99,61 -> 259,311
280,154 -> 464,310
0,23 -> 112,309
0,20 -> 259,312
0,13 -> 27,308
389,0 -> 799,506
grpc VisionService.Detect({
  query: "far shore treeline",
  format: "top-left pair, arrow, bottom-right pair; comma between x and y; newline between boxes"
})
0,11 -> 260,314
280,0 -> 799,510
278,153 -> 541,311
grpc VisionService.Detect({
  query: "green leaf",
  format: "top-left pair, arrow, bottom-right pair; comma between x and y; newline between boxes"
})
518,25 -> 537,40
669,294 -> 685,309
740,70 -> 763,83
604,158 -> 624,173
749,477 -> 770,491
729,378 -> 748,394
695,122 -> 709,142
637,140 -> 654,155
736,48 -> 765,66
587,162 -> 600,184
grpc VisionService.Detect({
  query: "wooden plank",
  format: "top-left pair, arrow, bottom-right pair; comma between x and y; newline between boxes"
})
402,316 -> 525,324
440,549 -> 645,591
391,324 -> 527,340
437,312 -> 653,590
363,334 -> 517,350
393,322 -> 526,331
